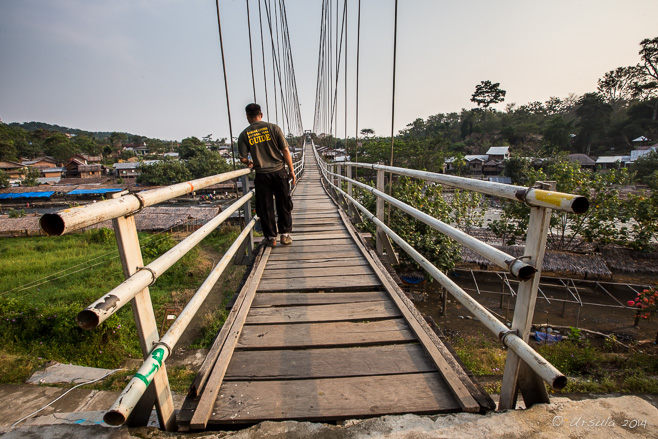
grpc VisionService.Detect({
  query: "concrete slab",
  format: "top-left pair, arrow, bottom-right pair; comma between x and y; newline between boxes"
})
0,394 -> 656,438
26,361 -> 115,385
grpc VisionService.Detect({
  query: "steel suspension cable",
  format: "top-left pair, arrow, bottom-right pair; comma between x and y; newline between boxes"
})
246,0 -> 257,102
214,0 -> 236,170
354,0 -> 361,176
257,0 -> 270,119
387,0 -> 399,223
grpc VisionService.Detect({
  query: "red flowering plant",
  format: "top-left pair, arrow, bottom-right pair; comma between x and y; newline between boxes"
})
627,286 -> 658,327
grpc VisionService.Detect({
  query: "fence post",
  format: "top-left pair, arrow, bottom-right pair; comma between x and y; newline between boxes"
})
109,195 -> 176,430
375,166 -> 385,257
346,164 -> 353,198
498,181 -> 555,410
241,174 -> 253,259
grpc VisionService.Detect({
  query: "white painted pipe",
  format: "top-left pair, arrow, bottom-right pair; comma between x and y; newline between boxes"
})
334,184 -> 567,389
103,218 -> 258,426
327,169 -> 536,280
341,162 -> 588,214
40,168 -> 253,236
77,191 -> 254,330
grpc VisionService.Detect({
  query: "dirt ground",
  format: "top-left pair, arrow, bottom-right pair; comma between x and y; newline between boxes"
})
413,269 -> 658,353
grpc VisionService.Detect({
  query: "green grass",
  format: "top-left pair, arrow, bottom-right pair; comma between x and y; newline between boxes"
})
0,226 -> 244,385
451,333 -> 658,394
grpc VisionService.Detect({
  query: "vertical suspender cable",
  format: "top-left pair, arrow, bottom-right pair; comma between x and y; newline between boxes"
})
354,0 -> 361,177
258,0 -> 270,119
215,0 -> 236,171
387,0 -> 399,223
344,0 -> 348,157
246,0 -> 257,102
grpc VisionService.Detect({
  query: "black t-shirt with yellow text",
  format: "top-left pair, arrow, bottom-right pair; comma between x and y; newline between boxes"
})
238,121 -> 288,174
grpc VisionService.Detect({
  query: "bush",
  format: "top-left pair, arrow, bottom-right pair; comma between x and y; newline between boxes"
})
85,227 -> 115,244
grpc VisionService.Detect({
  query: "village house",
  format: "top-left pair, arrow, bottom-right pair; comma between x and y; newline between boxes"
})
595,156 -> 628,170
64,154 -> 103,178
464,155 -> 488,174
485,146 -> 510,161
0,160 -> 26,180
566,154 -> 596,170
630,144 -> 658,162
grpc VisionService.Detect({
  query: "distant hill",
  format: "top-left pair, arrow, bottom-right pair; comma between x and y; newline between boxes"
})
7,121 -> 132,140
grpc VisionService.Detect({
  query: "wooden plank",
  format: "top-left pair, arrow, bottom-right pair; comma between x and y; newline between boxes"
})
267,250 -> 362,261
258,273 -> 381,291
225,344 -> 435,380
265,257 -> 368,270
337,209 -> 481,413
189,247 -> 272,430
238,319 -> 415,349
246,301 -> 400,324
293,225 -> 345,232
271,238 -> 355,250
252,291 -> 388,307
188,247 -> 265,397
285,232 -> 350,241
262,265 -> 374,280
206,373 -> 459,423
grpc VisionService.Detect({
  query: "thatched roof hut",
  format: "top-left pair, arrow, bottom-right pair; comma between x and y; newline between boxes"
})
460,245 -> 612,279
0,206 -> 222,236
600,246 -> 658,277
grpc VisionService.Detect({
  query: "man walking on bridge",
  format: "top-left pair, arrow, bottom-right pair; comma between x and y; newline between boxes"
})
238,103 -> 296,247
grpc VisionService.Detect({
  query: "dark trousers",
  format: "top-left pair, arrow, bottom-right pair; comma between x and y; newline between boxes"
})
254,169 -> 293,238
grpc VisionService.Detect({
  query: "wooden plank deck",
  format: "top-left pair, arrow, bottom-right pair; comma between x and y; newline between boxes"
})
177,147 -> 493,430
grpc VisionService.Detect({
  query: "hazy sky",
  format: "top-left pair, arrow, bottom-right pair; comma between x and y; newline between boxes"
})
1,0 -> 657,141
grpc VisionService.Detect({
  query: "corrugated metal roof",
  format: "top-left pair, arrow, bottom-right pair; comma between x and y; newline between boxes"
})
596,156 -> 624,164
0,191 -> 55,199
67,188 -> 122,195
486,146 -> 509,155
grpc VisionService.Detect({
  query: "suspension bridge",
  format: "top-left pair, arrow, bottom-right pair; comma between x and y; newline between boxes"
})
37,140 -> 587,431
32,0 -> 592,432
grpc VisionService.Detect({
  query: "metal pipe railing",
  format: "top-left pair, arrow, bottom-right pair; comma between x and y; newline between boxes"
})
325,168 -> 537,280
342,162 -> 588,214
331,182 -> 566,390
76,191 -> 254,330
103,217 -> 258,426
40,168 -> 253,236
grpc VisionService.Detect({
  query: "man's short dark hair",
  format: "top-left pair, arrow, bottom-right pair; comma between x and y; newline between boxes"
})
245,103 -> 262,118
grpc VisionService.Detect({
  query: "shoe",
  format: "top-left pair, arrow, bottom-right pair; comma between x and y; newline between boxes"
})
280,234 -> 293,245
264,237 -> 277,247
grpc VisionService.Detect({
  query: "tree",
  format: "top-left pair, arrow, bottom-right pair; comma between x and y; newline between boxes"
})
22,167 -> 40,187
137,158 -> 192,186
73,135 -> 101,156
629,150 -> 658,184
0,170 -> 9,189
574,93 -> 612,155
187,151 -> 232,179
597,66 -> 639,103
177,137 -> 206,160
360,128 -> 375,139
634,36 -> 658,120
471,80 -> 506,109
543,115 -> 573,150
44,133 -> 78,164
502,155 -> 532,185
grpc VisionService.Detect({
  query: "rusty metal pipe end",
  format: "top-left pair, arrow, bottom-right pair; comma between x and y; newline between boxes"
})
39,214 -> 65,236
517,265 -> 537,281
77,309 -> 100,330
553,375 -> 568,390
103,410 -> 126,426
571,196 -> 589,215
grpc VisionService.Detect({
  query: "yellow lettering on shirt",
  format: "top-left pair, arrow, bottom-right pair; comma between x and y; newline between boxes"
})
246,127 -> 273,147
